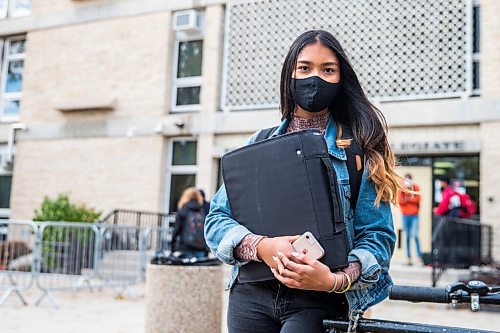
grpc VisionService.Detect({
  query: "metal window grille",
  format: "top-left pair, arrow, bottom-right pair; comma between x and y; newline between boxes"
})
222,0 -> 472,110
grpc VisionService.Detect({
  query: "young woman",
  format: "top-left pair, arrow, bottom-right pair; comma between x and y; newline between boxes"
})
205,30 -> 402,332
171,187 -> 208,258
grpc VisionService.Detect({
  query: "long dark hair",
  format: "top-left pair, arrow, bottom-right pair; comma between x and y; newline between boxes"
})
280,30 -> 403,204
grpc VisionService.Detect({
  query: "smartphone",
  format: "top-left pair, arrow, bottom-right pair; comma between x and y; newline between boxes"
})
291,231 -> 325,260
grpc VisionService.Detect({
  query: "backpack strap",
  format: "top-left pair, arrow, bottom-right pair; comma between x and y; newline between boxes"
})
255,126 -> 279,142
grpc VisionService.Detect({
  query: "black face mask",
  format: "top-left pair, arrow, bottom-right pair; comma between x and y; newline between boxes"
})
291,76 -> 341,113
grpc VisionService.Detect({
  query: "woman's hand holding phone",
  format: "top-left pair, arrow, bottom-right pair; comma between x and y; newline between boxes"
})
256,235 -> 300,270
271,250 -> 335,292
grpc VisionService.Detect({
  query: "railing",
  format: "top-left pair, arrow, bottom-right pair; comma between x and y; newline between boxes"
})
100,209 -> 175,229
99,209 -> 175,251
0,221 -> 38,306
431,217 -> 493,287
0,219 -> 175,308
35,222 -> 99,307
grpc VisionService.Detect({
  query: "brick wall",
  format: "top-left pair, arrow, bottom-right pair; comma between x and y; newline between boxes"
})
480,122 -> 500,260
479,0 -> 500,260
481,0 -> 500,98
10,135 -> 165,219
31,0 -> 115,15
21,11 -> 171,124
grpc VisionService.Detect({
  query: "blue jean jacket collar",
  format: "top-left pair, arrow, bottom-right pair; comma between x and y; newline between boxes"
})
271,117 -> 347,161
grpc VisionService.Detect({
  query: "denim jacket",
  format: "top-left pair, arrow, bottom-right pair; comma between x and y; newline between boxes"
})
204,117 -> 396,316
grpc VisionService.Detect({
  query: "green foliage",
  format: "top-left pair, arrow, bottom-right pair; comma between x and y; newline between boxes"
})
33,194 -> 101,223
33,194 -> 101,273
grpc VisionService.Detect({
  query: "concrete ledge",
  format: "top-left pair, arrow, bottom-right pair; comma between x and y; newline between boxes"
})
55,98 -> 116,112
145,263 -> 223,333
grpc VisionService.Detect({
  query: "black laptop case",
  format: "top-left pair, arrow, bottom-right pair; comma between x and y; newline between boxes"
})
221,129 -> 349,282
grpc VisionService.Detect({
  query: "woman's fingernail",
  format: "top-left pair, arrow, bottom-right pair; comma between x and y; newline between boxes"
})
291,252 -> 299,257
276,250 -> 283,256
272,256 -> 277,262
270,267 -> 275,273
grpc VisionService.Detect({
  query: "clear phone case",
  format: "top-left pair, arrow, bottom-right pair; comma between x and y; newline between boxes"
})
292,231 -> 325,260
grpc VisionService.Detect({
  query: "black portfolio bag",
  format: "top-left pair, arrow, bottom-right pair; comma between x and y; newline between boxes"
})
221,129 -> 349,282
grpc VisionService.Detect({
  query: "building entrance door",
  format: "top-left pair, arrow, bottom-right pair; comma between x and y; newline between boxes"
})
391,166 -> 433,264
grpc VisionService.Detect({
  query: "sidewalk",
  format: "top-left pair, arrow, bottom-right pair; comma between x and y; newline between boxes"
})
2,281 -> 499,333
1,287 -> 145,333
2,261 -> 500,333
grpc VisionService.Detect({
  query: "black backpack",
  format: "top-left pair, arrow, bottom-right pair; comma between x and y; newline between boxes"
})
182,209 -> 207,250
223,128 -> 349,282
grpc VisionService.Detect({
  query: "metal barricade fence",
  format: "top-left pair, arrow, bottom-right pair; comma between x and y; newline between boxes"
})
100,209 -> 172,229
144,225 -> 174,256
95,224 -> 148,295
0,220 -> 38,306
0,219 -> 177,307
146,221 -> 174,252
431,217 -> 493,287
35,222 -> 99,308
99,210 -> 175,253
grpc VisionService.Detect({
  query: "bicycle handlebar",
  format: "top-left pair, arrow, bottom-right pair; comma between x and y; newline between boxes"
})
389,282 -> 500,306
389,285 -> 449,303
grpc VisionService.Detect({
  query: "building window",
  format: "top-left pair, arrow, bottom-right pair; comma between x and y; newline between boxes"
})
171,38 -> 203,112
472,1 -> 480,95
0,174 -> 12,209
0,144 -> 12,219
1,36 -> 26,121
0,0 -> 31,19
166,140 -> 197,212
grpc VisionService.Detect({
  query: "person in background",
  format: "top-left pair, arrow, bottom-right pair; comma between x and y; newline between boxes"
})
434,176 -> 462,218
462,194 -> 477,219
398,174 -> 422,266
199,189 -> 211,215
171,187 -> 208,258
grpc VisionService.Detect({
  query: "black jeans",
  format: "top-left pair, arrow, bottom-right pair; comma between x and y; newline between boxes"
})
228,280 -> 348,333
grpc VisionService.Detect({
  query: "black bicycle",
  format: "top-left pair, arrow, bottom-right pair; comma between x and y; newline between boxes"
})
324,281 -> 500,333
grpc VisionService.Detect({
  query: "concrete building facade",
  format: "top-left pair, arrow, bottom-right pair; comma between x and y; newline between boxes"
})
0,0 -> 499,258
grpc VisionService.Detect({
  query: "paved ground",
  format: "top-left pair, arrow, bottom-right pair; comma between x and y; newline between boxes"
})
1,286 -> 146,333
2,282 -> 499,333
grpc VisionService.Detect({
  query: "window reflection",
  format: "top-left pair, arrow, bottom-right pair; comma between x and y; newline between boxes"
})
0,0 -> 7,19
9,39 -> 25,54
177,40 -> 203,78
0,0 -> 31,18
1,37 -> 26,119
0,175 -> 12,209
176,86 -> 200,105
3,100 -> 20,115
169,174 -> 196,213
13,0 -> 31,10
5,60 -> 24,93
172,141 -> 197,165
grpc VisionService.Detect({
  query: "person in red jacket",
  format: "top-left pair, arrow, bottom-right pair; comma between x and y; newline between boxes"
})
434,176 -> 462,218
398,174 -> 422,265
459,194 -> 477,219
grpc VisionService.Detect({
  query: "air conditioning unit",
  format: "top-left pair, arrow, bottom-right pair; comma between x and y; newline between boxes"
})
173,10 -> 201,33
